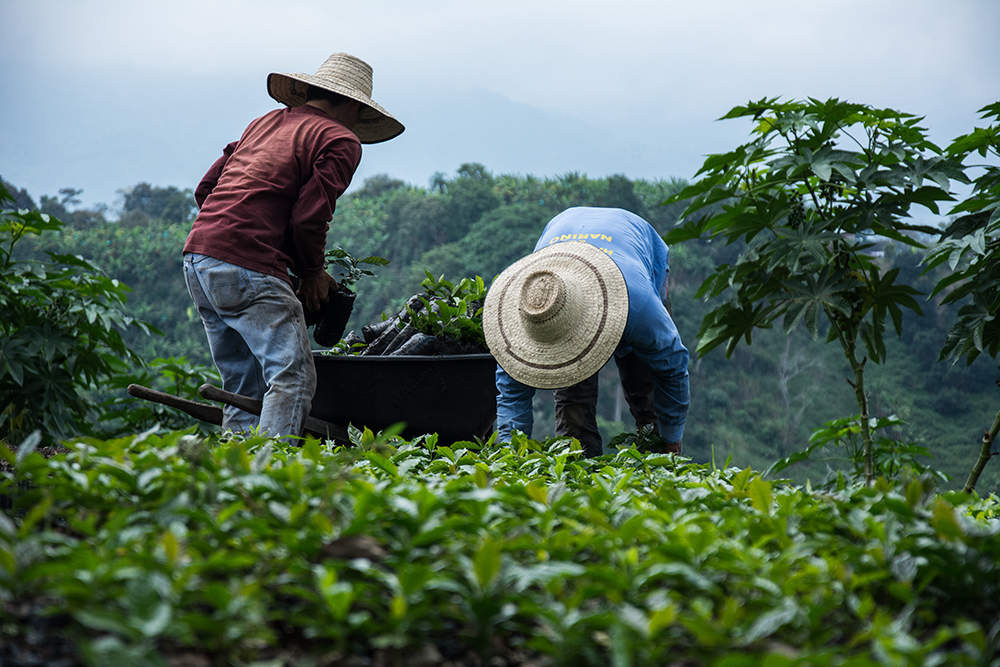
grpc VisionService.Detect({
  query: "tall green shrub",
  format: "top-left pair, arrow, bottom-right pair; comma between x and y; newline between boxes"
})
923,102 -> 1000,492
665,98 -> 969,483
0,184 -> 154,443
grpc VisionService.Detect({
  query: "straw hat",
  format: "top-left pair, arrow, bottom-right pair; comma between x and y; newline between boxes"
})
267,53 -> 404,144
484,242 -> 629,389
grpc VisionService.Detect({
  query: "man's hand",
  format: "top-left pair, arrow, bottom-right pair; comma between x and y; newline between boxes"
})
297,272 -> 339,312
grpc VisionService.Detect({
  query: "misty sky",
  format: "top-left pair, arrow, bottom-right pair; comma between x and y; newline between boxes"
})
2,0 -> 998,213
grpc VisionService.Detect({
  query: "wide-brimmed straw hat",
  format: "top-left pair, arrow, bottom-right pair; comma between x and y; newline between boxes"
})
484,242 -> 629,389
267,53 -> 404,144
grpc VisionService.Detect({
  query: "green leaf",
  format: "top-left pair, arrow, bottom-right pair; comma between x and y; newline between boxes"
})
365,451 -> 399,477
15,430 -> 41,467
74,609 -> 133,636
747,477 -> 774,516
741,599 -> 800,644
696,302 -> 776,359
473,537 -> 502,588
525,479 -> 548,504
931,500 -> 965,539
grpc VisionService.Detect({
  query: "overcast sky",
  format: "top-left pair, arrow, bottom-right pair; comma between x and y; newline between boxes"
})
2,0 -> 998,213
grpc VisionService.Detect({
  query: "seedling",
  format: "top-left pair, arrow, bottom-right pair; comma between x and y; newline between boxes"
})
324,246 -> 390,289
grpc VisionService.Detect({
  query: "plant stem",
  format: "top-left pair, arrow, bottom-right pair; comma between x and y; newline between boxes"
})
849,350 -> 874,485
962,409 -> 1000,494
826,308 -> 874,484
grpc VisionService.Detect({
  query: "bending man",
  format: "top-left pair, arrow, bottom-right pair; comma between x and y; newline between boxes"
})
484,207 -> 690,456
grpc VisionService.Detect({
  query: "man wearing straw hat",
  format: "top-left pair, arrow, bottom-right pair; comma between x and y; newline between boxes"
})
483,207 -> 690,457
182,53 -> 403,440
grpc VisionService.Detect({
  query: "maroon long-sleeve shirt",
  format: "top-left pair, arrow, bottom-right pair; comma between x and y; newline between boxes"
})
184,104 -> 363,283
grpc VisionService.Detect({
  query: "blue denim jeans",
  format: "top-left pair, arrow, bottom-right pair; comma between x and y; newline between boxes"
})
183,253 -> 316,440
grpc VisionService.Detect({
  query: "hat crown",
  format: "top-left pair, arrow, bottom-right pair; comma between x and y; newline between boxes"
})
483,240 -> 629,390
518,270 -> 579,343
519,271 -> 564,321
314,53 -> 374,98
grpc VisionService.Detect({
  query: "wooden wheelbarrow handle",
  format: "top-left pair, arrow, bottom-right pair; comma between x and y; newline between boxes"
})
127,384 -> 222,425
197,384 -> 349,442
125,383 -> 348,441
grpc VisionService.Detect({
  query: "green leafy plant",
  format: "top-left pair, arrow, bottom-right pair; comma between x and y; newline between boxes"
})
921,102 -> 1000,493
0,184 -> 155,444
665,98 -> 969,483
2,430 -> 999,665
766,414 -> 949,487
325,246 -> 390,289
607,423 -> 675,454
97,356 -> 221,436
923,103 -> 1000,364
405,271 -> 488,351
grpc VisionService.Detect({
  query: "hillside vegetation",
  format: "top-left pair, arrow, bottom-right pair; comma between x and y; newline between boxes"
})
5,161 -> 997,488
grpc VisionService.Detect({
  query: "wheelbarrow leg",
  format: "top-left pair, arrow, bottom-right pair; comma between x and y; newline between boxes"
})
197,384 -> 349,442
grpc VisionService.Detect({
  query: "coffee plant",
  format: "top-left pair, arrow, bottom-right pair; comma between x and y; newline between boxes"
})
0,184 -> 155,444
2,430 -> 998,665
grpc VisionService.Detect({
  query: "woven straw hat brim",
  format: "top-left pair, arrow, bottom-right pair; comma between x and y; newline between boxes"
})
267,55 -> 403,144
484,242 -> 628,389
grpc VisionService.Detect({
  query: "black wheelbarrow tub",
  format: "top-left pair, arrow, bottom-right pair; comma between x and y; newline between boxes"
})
311,352 -> 498,444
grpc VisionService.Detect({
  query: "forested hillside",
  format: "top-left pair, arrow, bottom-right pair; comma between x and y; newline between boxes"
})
5,166 -> 997,489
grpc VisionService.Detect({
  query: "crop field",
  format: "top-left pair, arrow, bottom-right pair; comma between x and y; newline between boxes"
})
2,428 -> 999,666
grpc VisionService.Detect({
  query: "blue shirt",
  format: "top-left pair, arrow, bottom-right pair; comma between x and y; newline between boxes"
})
495,207 -> 690,444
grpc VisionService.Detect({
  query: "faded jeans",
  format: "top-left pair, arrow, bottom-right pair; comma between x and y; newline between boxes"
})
183,253 -> 316,440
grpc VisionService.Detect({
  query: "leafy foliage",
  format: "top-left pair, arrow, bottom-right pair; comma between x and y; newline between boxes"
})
8,205 -> 208,367
2,431 -> 999,665
39,187 -> 109,230
665,98 -> 972,482
324,246 -> 390,288
8,159 -> 1000,485
405,272 -> 489,351
924,103 -> 1000,365
606,423 -> 676,454
98,356 -> 221,436
0,185 -> 155,443
767,414 -> 950,487
666,98 -> 963,362
118,182 -> 197,227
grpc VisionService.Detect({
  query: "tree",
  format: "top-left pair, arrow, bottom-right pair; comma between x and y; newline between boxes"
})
350,173 -> 405,200
665,98 -> 968,483
0,178 -> 36,211
39,187 -> 108,229
0,183 -> 154,444
600,173 -> 646,217
922,102 -> 1000,493
380,193 -> 451,267
444,163 -> 500,238
119,182 -> 196,226
924,103 -> 1000,365
460,203 -> 552,281
429,171 -> 448,194
38,188 -> 82,221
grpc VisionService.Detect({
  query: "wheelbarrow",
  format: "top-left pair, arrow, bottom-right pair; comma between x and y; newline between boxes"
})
128,352 -> 498,445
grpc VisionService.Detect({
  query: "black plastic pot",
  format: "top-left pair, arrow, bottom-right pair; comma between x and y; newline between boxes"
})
311,352 -> 497,444
313,287 -> 356,347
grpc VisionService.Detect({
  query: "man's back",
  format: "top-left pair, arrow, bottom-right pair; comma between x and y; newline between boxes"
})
534,207 -> 670,324
534,207 -> 668,293
184,105 -> 362,282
